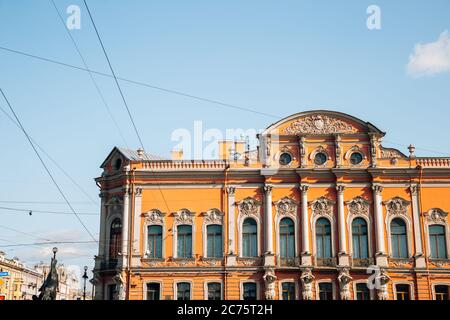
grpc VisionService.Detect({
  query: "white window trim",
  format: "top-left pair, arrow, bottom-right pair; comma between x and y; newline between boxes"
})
386,215 -> 413,259
275,211 -> 299,259
172,209 -> 195,259
105,213 -> 122,261
203,280 -> 224,300
142,280 -> 163,300
352,280 -> 375,300
315,279 -> 337,300
431,282 -> 450,300
424,221 -> 450,260
311,215 -> 336,261
143,210 -> 166,259
202,209 -> 224,258
238,215 -> 262,258
278,279 -> 299,300
348,215 -> 373,259
309,146 -> 330,167
393,281 -> 415,300
174,280 -> 194,300
240,280 -> 260,300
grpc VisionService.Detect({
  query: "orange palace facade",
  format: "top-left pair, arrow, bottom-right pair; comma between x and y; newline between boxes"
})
93,110 -> 450,300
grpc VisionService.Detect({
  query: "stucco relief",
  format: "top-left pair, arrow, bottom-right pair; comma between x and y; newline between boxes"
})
300,268 -> 315,300
346,196 -> 371,218
338,268 -> 353,300
237,197 -> 261,217
425,208 -> 448,224
384,197 -> 411,217
310,197 -> 335,218
376,269 -> 391,300
283,115 -> 358,135
274,197 -> 298,218
143,209 -> 165,224
263,268 -> 277,300
203,209 -> 224,224
173,209 -> 195,224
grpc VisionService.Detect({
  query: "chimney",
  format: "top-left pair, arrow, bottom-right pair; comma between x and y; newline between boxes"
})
137,147 -> 145,158
171,149 -> 184,160
218,140 -> 233,160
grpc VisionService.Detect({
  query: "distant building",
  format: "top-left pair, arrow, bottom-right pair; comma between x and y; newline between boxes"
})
0,252 -> 42,300
34,263 -> 81,300
93,110 -> 450,300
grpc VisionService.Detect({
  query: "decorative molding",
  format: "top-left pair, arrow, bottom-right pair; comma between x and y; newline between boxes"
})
346,196 -> 371,218
299,184 -> 309,193
384,197 -> 411,217
143,209 -> 165,224
226,186 -> 236,196
173,209 -> 195,225
371,184 -> 384,194
274,197 -> 298,218
424,208 -> 448,224
202,209 -> 224,225
237,197 -> 262,217
337,268 -> 352,300
263,268 -> 277,300
263,184 -> 273,195
380,147 -> 406,159
310,196 -> 335,218
300,268 -> 315,300
283,115 -> 357,135
335,184 -> 345,194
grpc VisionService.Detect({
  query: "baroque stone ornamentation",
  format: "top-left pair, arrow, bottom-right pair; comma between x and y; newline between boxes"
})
283,115 -> 358,135
226,186 -> 236,196
376,269 -> 391,300
338,268 -> 353,300
173,209 -> 195,224
203,209 -> 224,224
381,147 -> 405,159
346,196 -> 371,218
384,197 -> 411,217
425,208 -> 448,224
300,268 -> 315,300
263,268 -> 277,300
310,197 -> 335,218
143,209 -> 165,224
274,197 -> 298,218
237,197 -> 261,217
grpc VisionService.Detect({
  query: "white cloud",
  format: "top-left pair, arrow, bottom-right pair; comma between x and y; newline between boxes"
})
407,31 -> 450,77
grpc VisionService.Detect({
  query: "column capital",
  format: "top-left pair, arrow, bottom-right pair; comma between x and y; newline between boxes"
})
371,184 -> 383,194
226,186 -> 236,196
299,184 -> 309,193
134,187 -> 142,197
336,184 -> 345,194
409,184 -> 420,196
263,184 -> 273,194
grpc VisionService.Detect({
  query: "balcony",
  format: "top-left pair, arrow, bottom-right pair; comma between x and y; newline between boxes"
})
276,255 -> 299,267
315,257 -> 337,267
100,259 -> 118,271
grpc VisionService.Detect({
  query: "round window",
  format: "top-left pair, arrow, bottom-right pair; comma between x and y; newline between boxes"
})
279,152 -> 292,165
350,152 -> 363,165
314,152 -> 327,165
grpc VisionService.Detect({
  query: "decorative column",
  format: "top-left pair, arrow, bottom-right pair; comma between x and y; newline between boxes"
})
335,134 -> 342,168
410,185 -> 425,268
336,185 -> 349,266
121,185 -> 130,269
226,186 -> 237,267
97,192 -> 107,259
299,184 -> 312,266
263,184 -> 275,266
131,187 -> 142,267
371,184 -> 387,267
299,136 -> 306,168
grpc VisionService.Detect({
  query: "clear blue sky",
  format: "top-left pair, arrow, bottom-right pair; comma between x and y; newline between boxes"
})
0,0 -> 449,285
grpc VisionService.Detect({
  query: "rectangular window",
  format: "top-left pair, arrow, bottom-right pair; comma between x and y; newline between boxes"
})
177,282 -> 191,300
435,285 -> 449,300
107,284 -> 116,300
207,225 -> 223,258
242,283 -> 257,300
318,282 -> 333,300
146,283 -> 160,300
395,284 -> 411,300
355,283 -> 370,300
281,282 -> 295,300
177,225 -> 192,258
207,283 -> 221,300
429,225 -> 447,259
147,225 -> 163,258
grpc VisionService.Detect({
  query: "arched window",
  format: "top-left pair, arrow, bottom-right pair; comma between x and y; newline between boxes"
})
242,218 -> 257,257
109,218 -> 122,260
176,282 -> 191,300
429,225 -> 447,259
207,225 -> 223,258
391,218 -> 408,258
177,225 -> 192,258
147,225 -> 162,258
316,218 -> 332,258
279,218 -> 295,258
352,218 -> 368,259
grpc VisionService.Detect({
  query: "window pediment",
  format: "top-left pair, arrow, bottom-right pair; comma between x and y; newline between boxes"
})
283,114 -> 358,135
202,209 -> 224,224
309,197 -> 335,218
274,197 -> 298,218
425,208 -> 448,224
346,196 -> 371,218
173,209 -> 195,225
384,197 -> 411,217
237,197 -> 261,217
143,209 -> 165,224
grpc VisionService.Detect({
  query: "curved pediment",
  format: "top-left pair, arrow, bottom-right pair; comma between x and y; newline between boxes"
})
263,110 -> 384,136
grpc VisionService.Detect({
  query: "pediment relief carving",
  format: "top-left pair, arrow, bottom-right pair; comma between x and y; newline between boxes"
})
237,197 -> 261,217
283,115 -> 358,135
384,197 -> 410,217
380,147 -> 406,159
346,196 -> 371,217
425,208 -> 448,224
203,209 -> 224,224
143,209 -> 165,224
309,197 -> 335,218
274,197 -> 298,217
173,209 -> 195,224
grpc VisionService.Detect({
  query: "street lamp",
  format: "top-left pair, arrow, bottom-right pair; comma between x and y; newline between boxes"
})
52,247 -> 58,259
82,266 -> 88,300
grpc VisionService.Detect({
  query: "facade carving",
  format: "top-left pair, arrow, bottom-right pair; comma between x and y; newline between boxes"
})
237,197 -> 261,217
283,115 -> 357,135
263,268 -> 277,300
346,196 -> 371,218
203,209 -> 224,224
310,197 -> 335,218
337,268 -> 352,300
274,197 -> 298,218
425,208 -> 448,224
300,268 -> 315,300
384,197 -> 411,217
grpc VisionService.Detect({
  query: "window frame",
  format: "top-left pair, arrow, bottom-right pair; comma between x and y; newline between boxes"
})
424,220 -> 450,261
239,217 -> 261,258
203,221 -> 224,258
393,282 -> 414,300
351,217 -> 370,259
314,217 -> 334,259
387,217 -> 412,259
204,281 -> 223,300
143,281 -> 162,300
352,281 -> 374,300
240,280 -> 259,300
278,217 -> 296,259
315,280 -> 336,300
278,280 -> 298,300
174,280 -> 193,300
432,283 -> 450,300
146,224 -> 164,259
176,224 -> 193,259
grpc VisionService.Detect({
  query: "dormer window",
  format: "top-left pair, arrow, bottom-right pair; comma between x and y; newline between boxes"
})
279,152 -> 292,166
314,152 -> 327,165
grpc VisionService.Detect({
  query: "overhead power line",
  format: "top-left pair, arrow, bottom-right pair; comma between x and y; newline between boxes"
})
0,225 -> 52,242
0,88 -> 97,242
0,206 -> 98,216
83,0 -> 144,149
0,240 -> 97,248
49,0 -> 129,149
